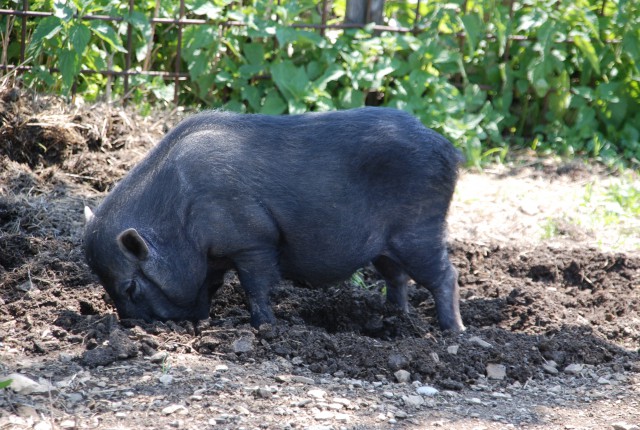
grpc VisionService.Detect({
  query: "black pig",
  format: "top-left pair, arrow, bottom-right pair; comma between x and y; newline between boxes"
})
83,107 -> 465,331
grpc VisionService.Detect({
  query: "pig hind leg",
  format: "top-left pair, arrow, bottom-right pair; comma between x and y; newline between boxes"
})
233,249 -> 280,328
372,255 -> 410,312
389,233 -> 465,331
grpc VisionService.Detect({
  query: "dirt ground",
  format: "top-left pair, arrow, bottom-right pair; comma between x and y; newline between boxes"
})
0,88 -> 639,430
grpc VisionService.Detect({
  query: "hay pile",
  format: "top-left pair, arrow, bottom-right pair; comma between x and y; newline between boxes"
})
0,83 -> 183,191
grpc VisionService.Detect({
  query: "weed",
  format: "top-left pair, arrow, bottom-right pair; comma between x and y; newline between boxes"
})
350,271 -> 368,290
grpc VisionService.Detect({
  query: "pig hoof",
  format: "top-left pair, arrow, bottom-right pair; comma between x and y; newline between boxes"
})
250,312 -> 276,329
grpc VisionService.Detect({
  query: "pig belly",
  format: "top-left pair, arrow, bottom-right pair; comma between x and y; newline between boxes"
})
277,234 -> 383,285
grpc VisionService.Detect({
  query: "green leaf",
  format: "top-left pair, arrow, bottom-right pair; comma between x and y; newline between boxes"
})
527,61 -> 550,97
152,81 -> 175,102
54,0 -> 74,21
460,13 -> 483,53
338,87 -> 364,109
28,16 -> 63,55
287,98 -> 307,114
314,64 -> 345,91
275,27 -> 322,47
275,27 -> 297,46
90,21 -> 126,53
59,48 -> 79,89
191,0 -> 223,19
572,86 -> 594,101
573,35 -> 601,75
242,85 -> 261,111
238,64 -> 263,79
69,23 -> 91,55
261,89 -> 287,115
243,43 -> 264,65
271,60 -> 309,101
0,379 -> 11,389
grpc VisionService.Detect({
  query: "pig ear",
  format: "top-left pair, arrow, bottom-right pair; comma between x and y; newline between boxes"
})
84,206 -> 95,224
117,228 -> 149,261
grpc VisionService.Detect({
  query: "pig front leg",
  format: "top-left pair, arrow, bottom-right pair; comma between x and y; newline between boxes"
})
233,249 -> 280,328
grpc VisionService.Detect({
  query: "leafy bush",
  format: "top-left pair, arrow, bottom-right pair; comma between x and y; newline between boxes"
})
2,0 -> 639,166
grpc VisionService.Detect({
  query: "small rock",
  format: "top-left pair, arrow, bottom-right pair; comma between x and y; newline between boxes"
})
33,422 -> 52,430
548,385 -> 562,394
275,374 -> 291,383
16,405 -> 38,419
416,386 -> 439,396
469,336 -> 492,348
66,393 -> 84,403
308,389 -> 326,399
542,363 -> 559,375
486,363 -> 506,380
162,404 -> 187,415
314,411 -> 334,421
597,377 -> 611,385
519,202 -> 539,215
59,420 -> 77,429
564,363 -> 584,374
232,337 -> 254,353
115,412 -> 127,418
215,364 -> 229,372
158,374 -> 173,385
388,353 -> 410,371
147,351 -> 169,363
335,413 -> 350,422
382,391 -> 394,398
59,353 -> 74,363
332,397 -> 351,407
395,410 -> 408,419
447,345 -> 459,355
257,387 -> 273,399
402,395 -> 425,408
2,373 -> 54,395
394,369 -> 411,383
235,405 -> 251,415
612,422 -> 640,430
292,375 -> 315,384
440,378 -> 465,391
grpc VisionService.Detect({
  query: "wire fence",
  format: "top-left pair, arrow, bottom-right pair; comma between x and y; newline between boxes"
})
1,0 -> 428,103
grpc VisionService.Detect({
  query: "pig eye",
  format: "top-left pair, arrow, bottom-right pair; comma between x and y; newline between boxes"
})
126,280 -> 138,300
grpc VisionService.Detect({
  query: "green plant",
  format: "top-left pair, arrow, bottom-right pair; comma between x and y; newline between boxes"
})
161,354 -> 171,374
350,270 -> 368,289
3,0 -> 640,166
0,379 -> 11,389
606,178 -> 640,217
541,218 -> 560,240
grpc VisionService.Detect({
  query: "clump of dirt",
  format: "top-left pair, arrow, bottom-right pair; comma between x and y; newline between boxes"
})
0,87 -> 638,394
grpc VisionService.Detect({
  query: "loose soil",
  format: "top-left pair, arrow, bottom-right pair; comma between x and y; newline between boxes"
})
1,88 -> 639,430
